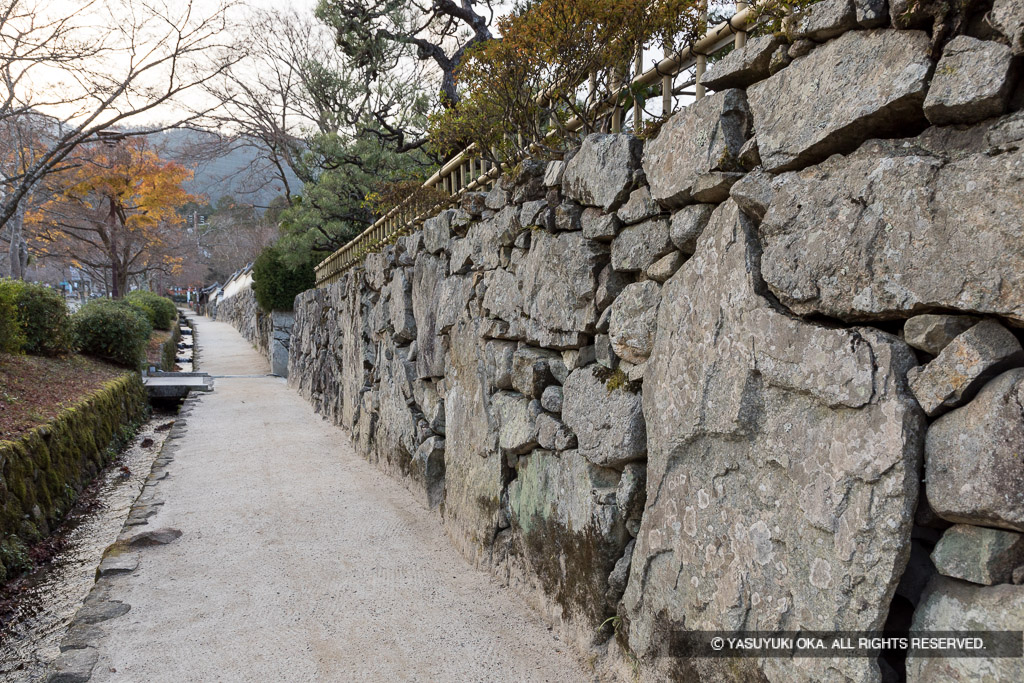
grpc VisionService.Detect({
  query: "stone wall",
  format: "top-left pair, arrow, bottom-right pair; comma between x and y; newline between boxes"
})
215,285 -> 293,377
288,2 -> 1024,680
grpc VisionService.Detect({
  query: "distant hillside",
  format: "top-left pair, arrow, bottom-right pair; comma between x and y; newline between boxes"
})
148,128 -> 303,209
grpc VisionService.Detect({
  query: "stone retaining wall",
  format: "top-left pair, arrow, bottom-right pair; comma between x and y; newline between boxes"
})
0,373 -> 148,582
289,2 -> 1024,680
215,286 -> 293,377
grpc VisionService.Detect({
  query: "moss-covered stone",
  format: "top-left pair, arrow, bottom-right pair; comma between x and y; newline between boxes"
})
0,372 -> 147,580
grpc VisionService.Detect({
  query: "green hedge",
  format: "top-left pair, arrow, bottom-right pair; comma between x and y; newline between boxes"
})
0,373 -> 148,581
0,283 -> 25,354
252,246 -> 314,312
71,299 -> 152,368
125,291 -> 177,331
160,323 -> 182,371
0,280 -> 72,356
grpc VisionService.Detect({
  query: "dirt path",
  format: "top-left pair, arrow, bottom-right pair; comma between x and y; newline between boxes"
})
83,315 -> 591,682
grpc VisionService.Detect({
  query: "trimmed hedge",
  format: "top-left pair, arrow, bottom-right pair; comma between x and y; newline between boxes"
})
0,280 -> 72,356
0,283 -> 25,354
0,372 -> 148,581
72,299 -> 152,368
252,246 -> 314,312
125,290 -> 177,331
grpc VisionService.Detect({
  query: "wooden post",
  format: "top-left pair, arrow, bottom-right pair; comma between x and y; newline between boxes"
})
633,44 -> 643,130
695,2 -> 708,100
735,2 -> 749,49
662,43 -> 673,117
610,64 -> 623,133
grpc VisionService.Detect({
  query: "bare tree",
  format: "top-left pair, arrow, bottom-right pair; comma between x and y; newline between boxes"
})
0,0 -> 237,278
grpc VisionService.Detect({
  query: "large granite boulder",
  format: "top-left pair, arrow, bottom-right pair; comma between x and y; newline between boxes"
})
608,281 -> 662,365
624,200 -> 925,682
748,29 -> 932,172
442,317 -> 505,566
907,577 -> 1024,681
386,269 -> 416,343
925,368 -> 1024,532
561,366 -> 646,468
644,89 -> 751,207
989,0 -> 1024,55
412,254 -> 448,378
759,112 -> 1024,325
508,449 -> 629,626
701,34 -> 783,91
562,134 -> 643,211
518,230 -> 607,348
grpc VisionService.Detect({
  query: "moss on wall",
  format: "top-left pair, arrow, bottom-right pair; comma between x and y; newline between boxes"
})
0,372 -> 148,581
160,319 -> 182,371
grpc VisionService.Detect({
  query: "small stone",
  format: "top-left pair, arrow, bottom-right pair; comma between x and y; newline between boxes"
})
485,185 -> 510,210
794,0 -> 858,41
989,0 -> 1024,55
76,599 -> 131,625
907,320 -> 1024,417
541,385 -> 564,413
595,306 -> 611,334
768,45 -> 791,75
932,524 -> 1024,585
553,201 -> 582,231
96,550 -> 138,578
536,413 -> 574,451
125,528 -> 182,547
617,462 -> 647,523
581,208 -> 620,242
616,186 -> 660,225
669,204 -> 715,254
596,264 -> 631,310
554,428 -> 577,451
611,218 -> 673,272
46,647 -> 98,683
904,314 -> 981,355
729,168 -> 774,222
855,0 -> 889,27
562,346 -> 596,372
690,172 -> 744,203
702,34 -> 784,91
1015,566 -> 1024,585
646,251 -> 684,283
608,281 -> 662,364
543,160 -> 566,187
737,136 -> 761,170
924,36 -> 1015,126
519,199 -> 547,227
594,334 -> 617,368
606,539 -> 636,603
511,346 -> 560,398
788,39 -> 816,59
926,368 -> 1024,531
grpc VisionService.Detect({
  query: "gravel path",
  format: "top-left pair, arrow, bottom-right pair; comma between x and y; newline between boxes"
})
87,315 -> 591,682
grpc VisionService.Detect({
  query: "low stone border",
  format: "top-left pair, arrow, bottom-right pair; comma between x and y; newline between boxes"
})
45,395 -> 200,683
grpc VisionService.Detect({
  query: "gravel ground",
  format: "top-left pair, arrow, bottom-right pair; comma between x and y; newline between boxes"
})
87,315 -> 592,682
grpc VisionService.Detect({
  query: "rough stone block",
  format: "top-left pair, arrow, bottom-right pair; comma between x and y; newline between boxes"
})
608,281 -> 662,365
794,0 -> 858,41
511,346 -> 560,398
904,314 -> 980,356
669,204 -> 715,254
907,577 -> 1024,681
907,320 -> 1024,417
543,159 -> 565,187
541,385 -> 563,413
493,391 -> 541,455
581,208 -> 620,241
645,251 -> 684,283
749,29 -> 932,172
926,368 -> 1024,531
924,36 -> 1015,126
702,34 -> 784,91
616,186 -> 660,225
931,524 -> 1024,585
562,366 -> 646,468
562,134 -> 643,210
989,0 -> 1024,54
611,218 -> 673,272
644,89 -> 750,207
596,264 -> 631,311
759,112 -> 1024,324
410,436 -> 446,509
691,172 -> 744,203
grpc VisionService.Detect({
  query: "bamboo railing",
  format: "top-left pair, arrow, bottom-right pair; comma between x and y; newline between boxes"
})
315,1 -> 758,286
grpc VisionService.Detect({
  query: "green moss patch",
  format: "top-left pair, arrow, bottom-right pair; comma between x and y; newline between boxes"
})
0,372 -> 147,581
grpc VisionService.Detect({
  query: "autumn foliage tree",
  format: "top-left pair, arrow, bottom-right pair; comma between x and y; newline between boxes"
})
29,138 -> 194,298
428,0 -> 707,164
